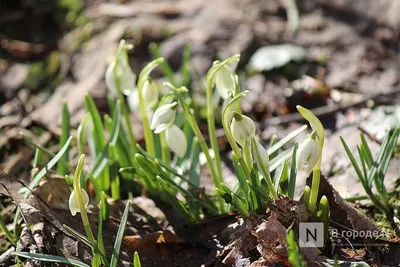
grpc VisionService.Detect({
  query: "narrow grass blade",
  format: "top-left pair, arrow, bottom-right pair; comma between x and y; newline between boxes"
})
267,125 -> 307,155
288,142 -> 298,199
63,224 -> 95,249
133,251 -> 141,267
57,102 -> 70,175
188,138 -> 200,188
33,148 -> 43,169
110,200 -> 132,267
24,137 -> 72,198
22,134 -> 72,172
92,102 -> 121,179
84,94 -> 106,155
269,147 -> 293,172
13,252 -> 90,267
360,133 -> 373,168
340,137 -> 367,189
109,144 -> 120,200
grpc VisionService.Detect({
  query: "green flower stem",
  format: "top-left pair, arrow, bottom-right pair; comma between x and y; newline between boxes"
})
160,132 -> 171,164
165,82 -> 225,212
204,54 -> 240,185
308,169 -> 320,214
112,40 -> 137,156
73,155 -> 96,246
221,92 -> 250,178
137,58 -> 164,156
117,90 -> 138,156
243,141 -> 252,171
251,138 -> 277,199
205,75 -> 223,185
297,105 -> 325,214
0,210 -> 16,245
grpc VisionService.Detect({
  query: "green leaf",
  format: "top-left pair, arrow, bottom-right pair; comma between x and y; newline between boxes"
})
286,230 -> 307,267
109,144 -> 120,200
188,138 -> 201,188
340,137 -> 367,190
92,101 -> 121,180
232,153 -> 249,200
63,224 -> 95,249
57,102 -> 70,175
110,200 -> 132,267
360,133 -> 373,168
231,193 -> 250,218
267,125 -> 307,155
13,252 -> 90,267
288,142 -> 298,199
24,137 -> 72,198
133,251 -> 142,267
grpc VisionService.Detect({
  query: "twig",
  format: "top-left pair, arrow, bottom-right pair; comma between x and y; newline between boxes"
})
262,88 -> 400,127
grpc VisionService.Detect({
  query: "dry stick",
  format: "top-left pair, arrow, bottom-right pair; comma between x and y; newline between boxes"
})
262,88 -> 400,127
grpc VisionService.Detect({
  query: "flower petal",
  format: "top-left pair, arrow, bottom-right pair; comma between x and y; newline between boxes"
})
150,103 -> 176,133
166,125 -> 187,157
215,65 -> 235,99
69,189 -> 89,216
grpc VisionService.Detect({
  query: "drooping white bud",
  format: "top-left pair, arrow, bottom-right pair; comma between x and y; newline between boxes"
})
105,55 -> 136,96
150,102 -> 177,134
77,113 -> 94,152
296,136 -> 320,173
214,65 -> 235,99
127,89 -> 139,113
256,141 -> 269,167
69,189 -> 89,216
165,124 -> 187,157
230,112 -> 256,147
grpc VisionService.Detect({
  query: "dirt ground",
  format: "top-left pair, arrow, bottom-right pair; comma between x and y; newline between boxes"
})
1,0 -> 400,266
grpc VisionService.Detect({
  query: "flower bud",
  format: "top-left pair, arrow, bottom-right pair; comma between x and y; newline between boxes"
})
296,137 -> 320,173
142,79 -> 159,109
127,89 -> 139,113
150,102 -> 177,134
230,112 -> 256,147
165,124 -> 187,157
69,189 -> 89,216
214,65 -> 235,99
256,141 -> 269,167
105,55 -> 136,96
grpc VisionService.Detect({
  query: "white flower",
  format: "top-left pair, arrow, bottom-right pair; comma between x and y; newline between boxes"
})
296,137 -> 320,173
77,113 -> 94,145
214,65 -> 235,99
166,124 -> 187,157
127,80 -> 159,113
256,141 -> 269,167
127,89 -> 139,113
150,102 -> 177,134
230,113 -> 256,147
142,79 -> 159,109
69,189 -> 89,216
105,59 -> 136,96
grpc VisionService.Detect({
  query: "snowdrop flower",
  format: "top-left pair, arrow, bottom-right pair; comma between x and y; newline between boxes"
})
165,124 -> 187,157
230,112 -> 256,147
105,49 -> 136,96
214,65 -> 235,99
296,136 -> 320,173
69,189 -> 89,216
150,102 -> 177,134
128,79 -> 159,112
142,79 -> 159,109
255,141 -> 269,167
